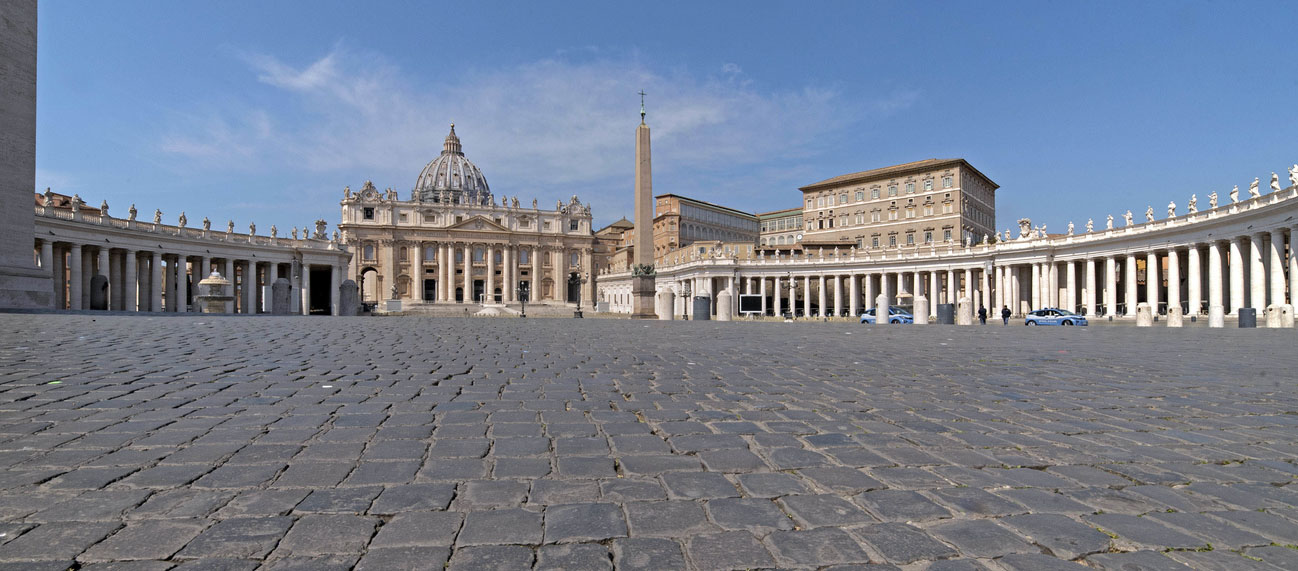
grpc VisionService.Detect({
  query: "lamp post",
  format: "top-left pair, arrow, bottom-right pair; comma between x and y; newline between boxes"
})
784,273 -> 796,319
683,280 -> 692,320
516,282 -> 529,318
570,271 -> 588,318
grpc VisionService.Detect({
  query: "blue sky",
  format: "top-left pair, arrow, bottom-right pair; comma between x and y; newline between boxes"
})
36,1 -> 1298,235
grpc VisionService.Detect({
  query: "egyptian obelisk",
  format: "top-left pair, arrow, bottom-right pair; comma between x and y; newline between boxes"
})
0,0 -> 51,308
630,92 -> 657,319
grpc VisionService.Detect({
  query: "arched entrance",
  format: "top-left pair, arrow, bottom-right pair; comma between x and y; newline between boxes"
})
360,267 -> 379,301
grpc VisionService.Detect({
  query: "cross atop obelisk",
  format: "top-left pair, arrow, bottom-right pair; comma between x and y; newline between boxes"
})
638,90 -> 646,123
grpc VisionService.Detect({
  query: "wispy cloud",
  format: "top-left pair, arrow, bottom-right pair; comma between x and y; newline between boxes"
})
158,46 -> 918,221
35,168 -> 77,192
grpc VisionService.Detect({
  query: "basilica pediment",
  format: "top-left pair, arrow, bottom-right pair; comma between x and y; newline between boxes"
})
445,215 -> 509,232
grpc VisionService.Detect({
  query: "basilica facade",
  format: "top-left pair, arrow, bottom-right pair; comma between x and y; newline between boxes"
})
339,125 -> 595,308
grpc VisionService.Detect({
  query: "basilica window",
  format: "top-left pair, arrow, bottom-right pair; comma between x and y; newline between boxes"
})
363,245 -> 375,261
424,246 -> 436,261
543,221 -> 552,231
520,249 -> 530,264
570,252 -> 579,266
456,250 -> 464,263
570,220 -> 579,231
363,207 -> 375,220
473,248 -> 484,263
399,213 -> 408,223
399,246 -> 408,262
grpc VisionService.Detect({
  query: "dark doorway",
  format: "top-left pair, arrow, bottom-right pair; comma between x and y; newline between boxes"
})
309,267 -> 331,314
473,280 -> 485,304
423,279 -> 436,301
455,287 -> 464,303
566,273 -> 580,304
493,288 -> 502,303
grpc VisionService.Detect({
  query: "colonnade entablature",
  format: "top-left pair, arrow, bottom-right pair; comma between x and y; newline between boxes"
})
598,171 -> 1298,322
32,198 -> 352,315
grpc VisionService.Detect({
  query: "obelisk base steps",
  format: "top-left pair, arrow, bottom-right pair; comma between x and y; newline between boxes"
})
630,275 -> 657,319
0,264 -> 52,309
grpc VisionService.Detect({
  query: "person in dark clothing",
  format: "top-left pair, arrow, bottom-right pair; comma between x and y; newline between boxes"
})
1000,305 -> 1011,325
977,306 -> 987,325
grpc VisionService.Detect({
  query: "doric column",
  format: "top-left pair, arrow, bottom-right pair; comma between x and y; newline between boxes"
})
503,245 -> 513,302
1010,266 -> 1021,314
1104,256 -> 1117,317
1145,252 -> 1159,314
1124,254 -> 1138,316
174,256 -> 187,313
1269,229 -> 1286,306
979,268 -> 990,312
864,273 -> 875,312
223,258 -> 235,313
123,250 -> 137,311
945,270 -> 956,304
879,272 -> 891,311
930,271 -> 940,316
1084,258 -> 1097,316
242,260 -> 255,314
833,274 -> 843,317
1208,241 -> 1224,311
1046,263 -> 1058,308
817,274 -> 826,317
68,244 -> 83,310
459,244 -> 470,302
300,262 -> 311,315
162,255 -> 174,312
912,272 -> 922,311
1029,263 -> 1040,310
992,266 -> 1003,312
1187,245 -> 1202,315
385,240 -> 398,300
1249,233 -> 1266,309
1229,237 -> 1244,315
1167,248 -> 1181,313
96,248 -> 110,310
198,256 -> 209,280
80,250 -> 92,309
264,262 -> 279,312
411,241 -> 423,302
330,264 -> 342,315
440,243 -> 451,301
1291,227 -> 1298,305
772,275 -> 781,317
848,274 -> 859,316
803,274 -> 812,317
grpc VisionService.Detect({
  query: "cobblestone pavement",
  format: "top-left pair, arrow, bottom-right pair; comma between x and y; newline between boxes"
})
0,314 -> 1296,570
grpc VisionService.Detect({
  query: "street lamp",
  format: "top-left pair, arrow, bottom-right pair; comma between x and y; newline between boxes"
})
569,271 -> 588,318
516,282 -> 530,318
683,281 -> 692,320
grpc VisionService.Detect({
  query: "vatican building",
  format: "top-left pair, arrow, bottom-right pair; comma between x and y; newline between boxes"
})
338,125 -> 596,313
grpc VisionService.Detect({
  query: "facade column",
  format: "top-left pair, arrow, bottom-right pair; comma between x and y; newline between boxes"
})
96,247 -> 110,310
462,244 -> 472,303
265,262 -> 279,312
68,244 -> 83,310
242,260 -> 255,314
162,255 -> 174,312
1268,229 -> 1285,306
945,270 -> 955,303
1208,241 -> 1224,311
486,244 -> 496,304
1084,258 -> 1096,316
1249,233 -> 1266,309
1167,248 -> 1181,313
833,274 -> 842,317
1064,261 -> 1076,313
1029,263 -> 1040,311
175,256 -> 188,313
864,273 -> 875,312
123,250 -> 137,311
439,243 -> 450,302
503,245 -> 514,302
1104,256 -> 1117,317
223,259 -> 235,313
1229,237 -> 1245,315
879,272 -> 891,311
1046,262 -> 1058,308
930,271 -> 940,316
1124,254 -> 1138,316
978,268 -> 990,312
772,276 -> 781,317
1187,245 -> 1202,315
912,272 -> 923,312
411,242 -> 423,302
385,240 -> 398,300
1146,252 -> 1159,314
80,250 -> 92,309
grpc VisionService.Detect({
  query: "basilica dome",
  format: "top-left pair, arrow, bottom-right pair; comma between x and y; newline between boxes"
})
414,124 -> 492,204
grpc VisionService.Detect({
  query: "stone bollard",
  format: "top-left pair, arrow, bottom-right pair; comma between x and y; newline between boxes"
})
657,290 -> 675,320
339,279 -> 360,316
875,294 -> 889,325
1263,304 -> 1294,328
956,297 -> 972,325
913,295 -> 929,324
90,275 -> 109,310
271,278 -> 292,315
1135,303 -> 1153,327
1208,305 -> 1225,328
1166,306 -> 1183,327
1282,304 -> 1295,328
716,290 -> 732,321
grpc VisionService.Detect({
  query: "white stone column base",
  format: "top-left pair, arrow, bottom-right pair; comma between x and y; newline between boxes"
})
874,294 -> 889,325
913,295 -> 929,324
1208,305 -> 1225,328
656,290 -> 674,320
956,297 -> 973,325
716,290 -> 732,321
1136,303 -> 1153,327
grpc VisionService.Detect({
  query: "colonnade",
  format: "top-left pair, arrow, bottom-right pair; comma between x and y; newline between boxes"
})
34,238 -> 346,315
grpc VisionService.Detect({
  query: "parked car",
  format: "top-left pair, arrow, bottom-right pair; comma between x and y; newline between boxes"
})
860,306 -> 914,324
1024,308 -> 1088,326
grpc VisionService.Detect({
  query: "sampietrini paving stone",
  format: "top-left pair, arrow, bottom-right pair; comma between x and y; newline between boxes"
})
0,314 -> 1296,569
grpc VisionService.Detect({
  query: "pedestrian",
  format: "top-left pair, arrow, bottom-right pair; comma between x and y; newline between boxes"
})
978,305 -> 987,325
1000,305 -> 1011,325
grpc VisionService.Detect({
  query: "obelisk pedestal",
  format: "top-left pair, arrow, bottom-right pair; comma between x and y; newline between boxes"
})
629,110 -> 657,319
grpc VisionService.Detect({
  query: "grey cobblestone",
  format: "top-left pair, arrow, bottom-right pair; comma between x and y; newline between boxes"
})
0,316 -> 1296,568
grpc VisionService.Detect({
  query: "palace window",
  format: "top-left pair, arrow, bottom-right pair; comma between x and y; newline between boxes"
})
871,211 -> 881,223
806,198 -> 813,209
839,193 -> 848,204
905,182 -> 915,194
817,197 -> 824,208
943,229 -> 952,241
906,233 -> 914,245
888,210 -> 898,221
906,207 -> 916,219
942,176 -> 953,188
363,207 -> 375,220
888,185 -> 897,197
872,236 -> 880,247
871,188 -> 880,199
924,179 -> 933,191
855,213 -> 864,225
888,235 -> 897,247
855,191 -> 864,201
943,203 -> 954,214
924,231 -> 933,243
924,205 -> 934,216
